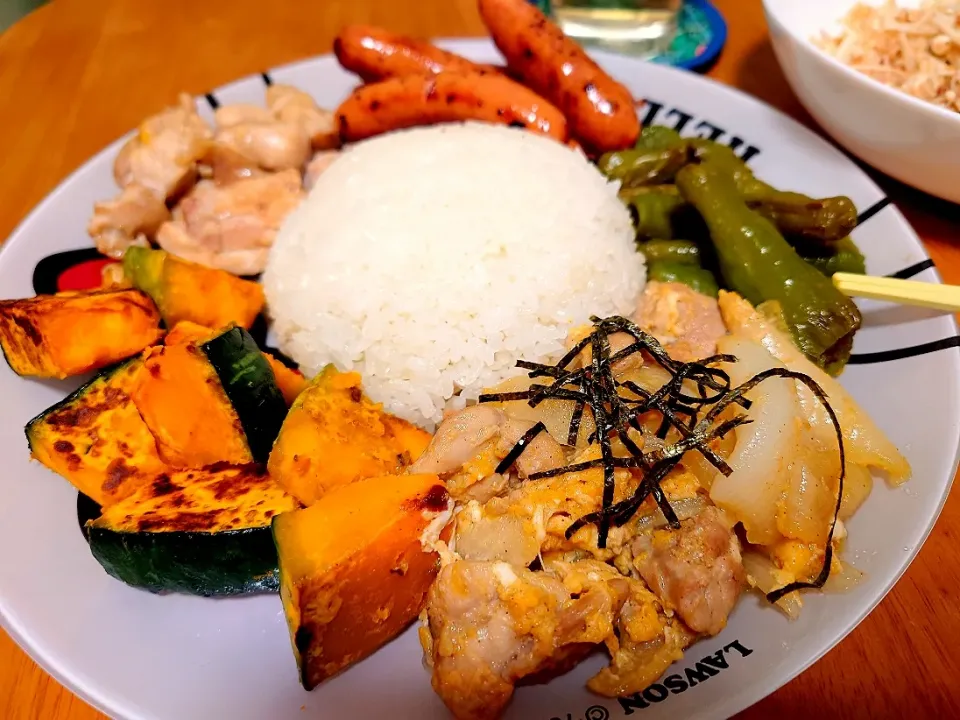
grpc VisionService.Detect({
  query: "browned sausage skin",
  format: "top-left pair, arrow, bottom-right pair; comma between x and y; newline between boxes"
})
334,25 -> 499,82
477,0 -> 640,153
335,71 -> 568,143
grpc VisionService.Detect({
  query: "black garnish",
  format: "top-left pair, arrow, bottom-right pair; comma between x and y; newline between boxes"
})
478,316 -> 845,597
494,421 -> 547,476
567,398 -> 585,446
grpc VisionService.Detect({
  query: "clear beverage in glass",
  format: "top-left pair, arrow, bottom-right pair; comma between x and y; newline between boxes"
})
545,0 -> 681,58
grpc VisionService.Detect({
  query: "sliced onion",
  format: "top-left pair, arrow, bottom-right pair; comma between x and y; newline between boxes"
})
823,559 -> 865,593
839,462 -> 873,521
741,549 -> 802,619
718,293 -> 911,482
636,495 -> 708,530
709,337 -> 798,545
486,374 -> 596,448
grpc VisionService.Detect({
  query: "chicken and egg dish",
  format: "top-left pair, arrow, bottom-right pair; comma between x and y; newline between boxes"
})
412,283 -> 907,718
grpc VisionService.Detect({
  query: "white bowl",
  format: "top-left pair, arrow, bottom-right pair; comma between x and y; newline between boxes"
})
763,0 -> 960,204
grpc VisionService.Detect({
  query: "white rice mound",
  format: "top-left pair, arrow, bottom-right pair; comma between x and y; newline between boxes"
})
263,123 -> 645,427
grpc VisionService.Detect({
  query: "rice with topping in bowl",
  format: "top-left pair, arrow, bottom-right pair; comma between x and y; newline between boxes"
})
263,122 -> 644,427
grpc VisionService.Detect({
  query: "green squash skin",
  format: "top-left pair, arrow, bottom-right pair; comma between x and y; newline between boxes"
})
122,247 -> 167,313
85,522 -> 281,596
201,327 -> 287,464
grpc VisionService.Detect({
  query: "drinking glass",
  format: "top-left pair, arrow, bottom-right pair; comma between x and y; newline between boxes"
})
543,0 -> 681,58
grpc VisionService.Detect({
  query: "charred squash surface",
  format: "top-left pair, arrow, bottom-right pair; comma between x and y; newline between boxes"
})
166,321 -> 307,406
133,326 -> 287,467
26,359 -> 167,506
272,473 -> 448,689
123,247 -> 265,330
268,366 -> 431,506
0,289 -> 162,379
86,463 -> 300,596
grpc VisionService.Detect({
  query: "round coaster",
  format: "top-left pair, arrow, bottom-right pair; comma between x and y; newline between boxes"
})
650,0 -> 727,70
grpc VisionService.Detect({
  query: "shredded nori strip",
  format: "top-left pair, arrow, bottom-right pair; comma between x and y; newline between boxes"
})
478,316 -> 846,604
494,421 -> 547,476
567,399 -> 586,446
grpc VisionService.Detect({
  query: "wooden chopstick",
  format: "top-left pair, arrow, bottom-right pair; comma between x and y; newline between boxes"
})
833,272 -> 960,312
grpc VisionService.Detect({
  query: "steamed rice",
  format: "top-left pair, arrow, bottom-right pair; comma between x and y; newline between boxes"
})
263,123 -> 644,427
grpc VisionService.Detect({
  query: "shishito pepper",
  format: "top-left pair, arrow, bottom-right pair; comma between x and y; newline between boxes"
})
633,124 -> 685,151
690,139 -> 858,244
598,145 -> 690,188
647,261 -> 719,298
676,163 -> 861,374
627,189 -> 685,239
798,236 -> 867,277
601,130 -> 858,244
639,239 -> 702,265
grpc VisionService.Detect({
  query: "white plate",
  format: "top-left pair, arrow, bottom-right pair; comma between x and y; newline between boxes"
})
1,39 -> 958,720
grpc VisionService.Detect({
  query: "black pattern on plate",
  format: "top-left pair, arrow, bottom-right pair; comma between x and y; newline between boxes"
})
261,71 -> 274,86
886,259 -> 936,280
856,197 -> 892,227
205,92 -> 220,109
849,336 -> 960,364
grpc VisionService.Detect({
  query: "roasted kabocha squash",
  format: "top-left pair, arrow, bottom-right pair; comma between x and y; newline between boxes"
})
133,326 -> 287,467
26,359 -> 168,505
267,366 -> 431,505
165,321 -> 307,406
0,289 -> 162,378
123,247 -> 265,330
86,463 -> 299,596
272,473 -> 448,689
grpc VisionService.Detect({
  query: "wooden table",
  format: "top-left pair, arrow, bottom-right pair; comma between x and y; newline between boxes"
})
1,0 -> 958,717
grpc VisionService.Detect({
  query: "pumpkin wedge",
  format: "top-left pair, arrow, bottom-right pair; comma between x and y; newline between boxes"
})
133,326 -> 287,467
86,463 -> 299,596
123,246 -> 264,330
268,366 -> 431,505
165,320 -> 308,406
0,289 -> 162,378
26,359 -> 168,505
272,473 -> 449,689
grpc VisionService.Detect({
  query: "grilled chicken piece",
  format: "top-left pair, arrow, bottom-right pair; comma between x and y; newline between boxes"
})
633,506 -> 745,636
634,281 -> 727,362
200,141 -> 266,185
267,84 -> 340,150
422,559 -> 630,720
87,183 -> 170,258
214,113 -> 311,173
211,85 -> 338,174
155,169 -> 303,275
113,93 -> 212,200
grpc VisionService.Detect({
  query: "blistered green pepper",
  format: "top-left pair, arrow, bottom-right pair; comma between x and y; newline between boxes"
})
676,163 -> 862,374
634,125 -> 684,151
799,236 -> 867,277
628,191 -> 685,240
639,239 -> 702,266
647,261 -> 720,297
690,139 -> 858,243
598,146 -> 689,188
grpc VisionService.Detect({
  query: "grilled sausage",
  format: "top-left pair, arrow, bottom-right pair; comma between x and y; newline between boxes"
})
334,25 -> 499,82
335,71 -> 568,143
478,0 -> 640,153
